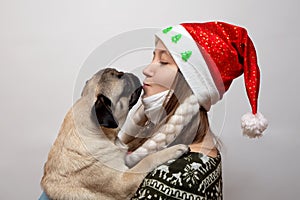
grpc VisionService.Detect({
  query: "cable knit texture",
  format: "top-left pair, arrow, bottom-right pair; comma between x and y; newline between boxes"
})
125,95 -> 199,167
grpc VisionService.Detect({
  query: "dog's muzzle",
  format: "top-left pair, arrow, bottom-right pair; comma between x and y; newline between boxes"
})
123,73 -> 142,110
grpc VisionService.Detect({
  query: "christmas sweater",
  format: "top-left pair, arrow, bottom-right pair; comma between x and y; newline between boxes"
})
131,151 -> 222,200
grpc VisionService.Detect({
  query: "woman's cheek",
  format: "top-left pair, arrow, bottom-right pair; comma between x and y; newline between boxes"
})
153,67 -> 177,88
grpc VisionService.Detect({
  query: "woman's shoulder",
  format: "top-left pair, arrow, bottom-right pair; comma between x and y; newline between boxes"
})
152,150 -> 222,179
172,150 -> 221,168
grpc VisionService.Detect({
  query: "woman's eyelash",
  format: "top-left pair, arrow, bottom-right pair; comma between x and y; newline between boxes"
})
160,61 -> 169,65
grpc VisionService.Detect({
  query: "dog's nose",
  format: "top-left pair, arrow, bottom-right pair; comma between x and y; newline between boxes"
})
117,71 -> 124,78
114,70 -> 124,79
105,68 -> 124,79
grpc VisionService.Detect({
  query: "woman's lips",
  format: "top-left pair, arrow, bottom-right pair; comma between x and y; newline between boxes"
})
143,83 -> 150,88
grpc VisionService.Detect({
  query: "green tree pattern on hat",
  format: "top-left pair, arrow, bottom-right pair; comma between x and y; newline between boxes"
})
172,34 -> 182,43
181,51 -> 192,62
162,26 -> 173,34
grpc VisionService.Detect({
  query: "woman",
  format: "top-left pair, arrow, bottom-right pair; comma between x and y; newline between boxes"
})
120,21 -> 268,199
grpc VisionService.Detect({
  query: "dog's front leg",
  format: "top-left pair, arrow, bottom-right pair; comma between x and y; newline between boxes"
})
117,144 -> 188,198
128,144 -> 188,174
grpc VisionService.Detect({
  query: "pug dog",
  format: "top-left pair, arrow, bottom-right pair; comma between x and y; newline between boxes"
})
41,68 -> 188,200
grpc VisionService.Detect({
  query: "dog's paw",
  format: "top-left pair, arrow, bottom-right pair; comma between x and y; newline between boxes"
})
169,144 -> 189,158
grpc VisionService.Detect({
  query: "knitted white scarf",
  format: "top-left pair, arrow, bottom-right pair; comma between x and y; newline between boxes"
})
142,90 -> 169,125
125,94 -> 199,167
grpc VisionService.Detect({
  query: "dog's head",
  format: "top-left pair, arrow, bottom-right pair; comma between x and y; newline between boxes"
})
82,68 -> 142,129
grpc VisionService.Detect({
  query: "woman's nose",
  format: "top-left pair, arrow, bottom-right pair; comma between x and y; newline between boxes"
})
142,63 -> 155,77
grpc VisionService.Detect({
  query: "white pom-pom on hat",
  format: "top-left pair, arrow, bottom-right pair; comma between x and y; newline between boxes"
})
241,112 -> 268,138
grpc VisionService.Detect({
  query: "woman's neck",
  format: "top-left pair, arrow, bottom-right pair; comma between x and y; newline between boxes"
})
189,131 -> 218,158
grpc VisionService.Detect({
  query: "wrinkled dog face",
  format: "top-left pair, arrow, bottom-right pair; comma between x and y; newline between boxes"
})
89,68 -> 142,129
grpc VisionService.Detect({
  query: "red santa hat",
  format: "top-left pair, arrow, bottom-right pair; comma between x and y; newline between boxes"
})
155,21 -> 268,138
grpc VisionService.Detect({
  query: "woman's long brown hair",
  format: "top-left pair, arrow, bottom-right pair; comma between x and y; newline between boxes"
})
163,71 -> 210,144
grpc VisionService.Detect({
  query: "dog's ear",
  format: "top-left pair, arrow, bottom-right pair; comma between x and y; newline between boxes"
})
94,94 -> 118,128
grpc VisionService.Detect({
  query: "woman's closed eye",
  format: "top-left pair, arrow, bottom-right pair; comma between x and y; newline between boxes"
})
159,61 -> 169,65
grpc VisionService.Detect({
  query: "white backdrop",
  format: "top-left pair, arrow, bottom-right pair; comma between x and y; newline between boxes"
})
1,0 -> 299,199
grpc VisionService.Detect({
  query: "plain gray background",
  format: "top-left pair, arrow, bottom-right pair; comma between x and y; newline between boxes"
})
1,0 -> 299,199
